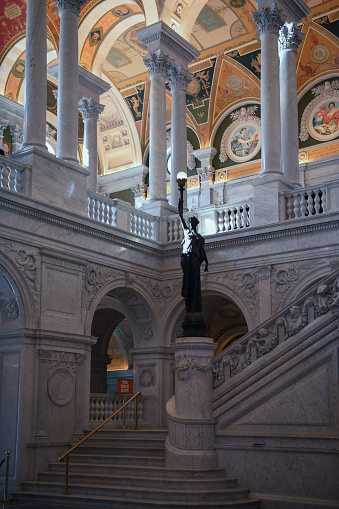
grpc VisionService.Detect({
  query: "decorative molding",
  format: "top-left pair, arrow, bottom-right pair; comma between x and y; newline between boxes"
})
173,354 -> 212,381
135,275 -> 181,309
82,263 -> 123,318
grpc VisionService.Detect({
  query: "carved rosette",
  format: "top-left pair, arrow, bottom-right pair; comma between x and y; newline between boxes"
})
55,0 -> 86,15
143,50 -> 174,77
3,299 -> 19,320
78,97 -> 105,121
139,323 -> 153,341
251,3 -> 286,36
167,65 -> 194,91
139,368 -> 155,387
278,22 -> 304,53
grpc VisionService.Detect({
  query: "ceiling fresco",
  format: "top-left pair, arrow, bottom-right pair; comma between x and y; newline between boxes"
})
0,0 -> 338,175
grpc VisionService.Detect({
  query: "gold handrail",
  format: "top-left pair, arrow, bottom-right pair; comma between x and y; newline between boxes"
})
59,391 -> 141,495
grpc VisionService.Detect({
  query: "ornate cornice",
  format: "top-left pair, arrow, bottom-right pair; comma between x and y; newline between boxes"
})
251,3 -> 286,36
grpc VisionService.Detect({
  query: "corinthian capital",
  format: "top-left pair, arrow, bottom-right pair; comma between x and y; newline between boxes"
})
78,97 -> 105,121
9,125 -> 24,144
55,0 -> 86,15
167,65 -> 194,91
142,50 -> 174,77
278,22 -> 304,52
251,3 -> 286,35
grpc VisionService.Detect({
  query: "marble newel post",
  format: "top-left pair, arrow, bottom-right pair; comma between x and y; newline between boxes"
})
279,23 -> 304,184
78,98 -> 104,192
165,337 -> 217,468
167,66 -> 193,207
143,50 -> 173,210
55,0 -> 85,163
252,3 -> 286,175
22,0 -> 47,150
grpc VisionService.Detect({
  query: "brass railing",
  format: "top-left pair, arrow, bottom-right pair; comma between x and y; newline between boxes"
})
0,450 -> 11,504
59,391 -> 141,495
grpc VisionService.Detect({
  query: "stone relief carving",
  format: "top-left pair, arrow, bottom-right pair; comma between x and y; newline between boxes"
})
47,369 -> 74,406
82,263 -> 123,318
213,273 -> 339,388
270,259 -> 320,313
251,3 -> 286,35
0,239 -> 41,311
38,349 -> 83,375
278,22 -> 304,53
3,299 -> 19,320
139,323 -> 153,341
173,354 -> 212,382
135,275 -> 182,309
139,368 -> 155,387
143,50 -> 174,77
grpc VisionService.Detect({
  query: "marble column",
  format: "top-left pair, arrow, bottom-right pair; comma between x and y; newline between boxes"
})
9,125 -> 24,153
279,22 -> 304,184
22,0 -> 47,150
78,97 -> 104,192
252,3 -> 286,175
143,50 -> 174,207
167,66 -> 193,207
0,119 -> 9,151
193,147 -> 217,207
55,0 -> 85,163
165,336 -> 217,468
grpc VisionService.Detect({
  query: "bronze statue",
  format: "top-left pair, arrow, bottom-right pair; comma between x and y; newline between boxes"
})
177,176 -> 208,336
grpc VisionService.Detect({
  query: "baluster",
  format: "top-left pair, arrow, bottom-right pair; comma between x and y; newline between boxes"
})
167,220 -> 173,241
300,192 -> 307,217
138,216 -> 143,236
246,205 -> 251,227
98,201 -> 104,222
239,206 -> 244,228
3,165 -> 10,189
146,219 -> 151,238
217,211 -> 223,232
286,194 -> 293,219
174,220 -> 180,241
321,189 -> 327,212
15,169 -> 22,193
108,205 -> 113,225
226,209 -> 231,230
88,197 -> 94,219
94,198 -> 100,221
8,167 -> 15,191
89,397 -> 94,421
230,209 -> 236,230
293,194 -> 300,218
0,164 -> 4,188
99,396 -> 105,421
94,397 -> 100,422
314,190 -> 321,214
103,203 -> 108,224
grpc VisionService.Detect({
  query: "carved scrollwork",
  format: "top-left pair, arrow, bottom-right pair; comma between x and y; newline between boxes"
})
173,354 -> 212,382
135,275 -> 181,309
82,263 -> 123,317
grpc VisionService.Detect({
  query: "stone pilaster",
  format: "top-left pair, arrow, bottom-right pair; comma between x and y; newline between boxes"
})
252,3 -> 286,175
279,22 -> 304,184
143,50 -> 174,209
55,0 -> 86,163
165,337 -> 217,468
22,0 -> 47,150
78,97 -> 105,192
9,125 -> 24,153
0,119 -> 9,151
167,65 -> 193,207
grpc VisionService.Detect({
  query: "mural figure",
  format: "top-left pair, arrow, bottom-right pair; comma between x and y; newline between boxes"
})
231,127 -> 258,158
127,94 -> 143,118
113,5 -> 130,16
313,101 -> 339,135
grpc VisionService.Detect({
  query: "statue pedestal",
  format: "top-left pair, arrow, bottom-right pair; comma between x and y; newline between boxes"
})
165,336 -> 217,469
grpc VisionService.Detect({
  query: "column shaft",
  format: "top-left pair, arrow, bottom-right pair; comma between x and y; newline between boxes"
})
22,0 -> 47,149
83,117 -> 98,191
171,86 -> 187,206
149,72 -> 167,202
56,2 -> 84,163
279,23 -> 304,183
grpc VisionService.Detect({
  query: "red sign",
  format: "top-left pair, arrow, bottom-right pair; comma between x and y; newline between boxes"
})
117,379 -> 133,394
3,142 -> 10,156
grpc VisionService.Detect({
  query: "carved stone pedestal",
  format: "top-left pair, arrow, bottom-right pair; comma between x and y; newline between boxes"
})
165,336 -> 217,468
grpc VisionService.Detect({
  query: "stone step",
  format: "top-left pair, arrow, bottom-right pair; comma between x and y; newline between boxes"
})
21,480 -> 252,502
13,491 -> 261,509
70,452 -> 165,466
83,436 -> 166,448
49,462 -> 229,478
39,470 -> 238,490
84,429 -> 168,439
72,444 -> 165,457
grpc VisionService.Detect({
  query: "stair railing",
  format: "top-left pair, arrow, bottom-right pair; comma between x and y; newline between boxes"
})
0,450 -> 11,504
59,391 -> 141,495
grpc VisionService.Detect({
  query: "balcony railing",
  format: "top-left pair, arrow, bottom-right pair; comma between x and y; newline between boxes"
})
89,393 -> 149,426
280,186 -> 327,220
0,155 -> 30,195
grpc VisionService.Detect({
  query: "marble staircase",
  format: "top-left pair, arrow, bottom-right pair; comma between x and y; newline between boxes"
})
13,429 -> 261,508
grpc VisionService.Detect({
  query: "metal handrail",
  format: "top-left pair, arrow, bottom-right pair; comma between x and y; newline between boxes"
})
59,391 -> 141,495
0,450 -> 11,504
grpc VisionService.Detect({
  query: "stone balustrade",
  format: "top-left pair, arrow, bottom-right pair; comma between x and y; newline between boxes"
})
212,269 -> 339,390
0,154 -> 30,194
89,393 -> 149,426
281,186 -> 327,220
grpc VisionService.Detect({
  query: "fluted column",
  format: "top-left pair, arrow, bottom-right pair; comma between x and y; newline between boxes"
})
167,66 -> 193,207
279,22 -> 304,184
22,0 -> 47,150
9,125 -> 24,153
55,0 -> 85,163
252,3 -> 286,175
78,97 -> 104,192
143,50 -> 173,204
